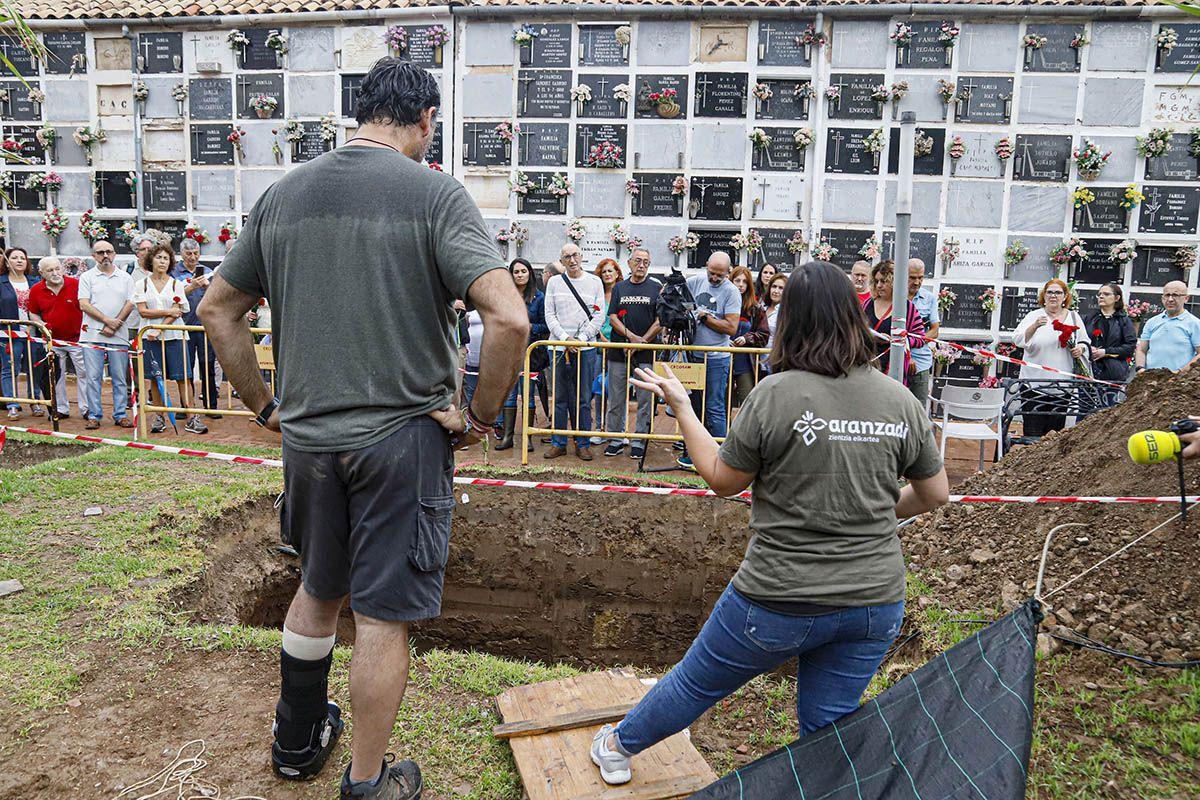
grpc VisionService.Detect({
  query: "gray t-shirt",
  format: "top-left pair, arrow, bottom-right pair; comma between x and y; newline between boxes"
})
686,273 -> 740,349
219,146 -> 500,452
719,366 -> 943,606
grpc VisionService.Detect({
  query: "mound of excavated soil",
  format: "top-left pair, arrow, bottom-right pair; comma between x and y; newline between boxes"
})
904,368 -> 1200,661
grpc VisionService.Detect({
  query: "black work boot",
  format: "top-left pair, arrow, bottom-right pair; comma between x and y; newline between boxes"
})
340,755 -> 423,800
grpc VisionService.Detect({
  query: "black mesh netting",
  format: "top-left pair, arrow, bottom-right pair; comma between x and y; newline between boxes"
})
690,600 -> 1040,800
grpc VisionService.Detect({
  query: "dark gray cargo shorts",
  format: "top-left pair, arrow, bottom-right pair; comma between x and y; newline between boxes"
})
281,416 -> 454,622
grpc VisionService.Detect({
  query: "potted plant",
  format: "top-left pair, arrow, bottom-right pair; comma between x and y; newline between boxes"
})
249,94 -> 278,119
648,86 -> 680,118
265,30 -> 287,66
384,25 -> 408,57
133,81 -> 148,115
936,79 -> 955,120
939,237 -> 960,274
948,135 -> 966,175
1072,138 -> 1111,180
513,24 -> 539,66
889,81 -> 908,120
571,84 -> 592,116
426,25 -> 450,66
171,83 -> 187,116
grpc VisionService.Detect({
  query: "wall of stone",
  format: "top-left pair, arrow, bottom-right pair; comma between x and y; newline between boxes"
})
10,12 -> 1200,348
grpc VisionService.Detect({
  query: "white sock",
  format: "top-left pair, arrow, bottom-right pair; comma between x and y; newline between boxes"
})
282,626 -> 335,661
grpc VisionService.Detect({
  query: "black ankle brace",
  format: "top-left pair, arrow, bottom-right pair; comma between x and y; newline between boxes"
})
275,649 -> 333,751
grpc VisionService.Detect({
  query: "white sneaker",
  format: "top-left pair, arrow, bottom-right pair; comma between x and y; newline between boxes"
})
590,724 -> 631,785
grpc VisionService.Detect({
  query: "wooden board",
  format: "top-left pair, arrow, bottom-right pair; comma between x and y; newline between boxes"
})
496,670 -> 717,800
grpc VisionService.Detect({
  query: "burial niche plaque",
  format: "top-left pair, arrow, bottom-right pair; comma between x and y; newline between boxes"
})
578,25 -> 628,67
0,38 -> 37,75
575,123 -> 627,168
1000,287 -> 1041,331
694,72 -> 749,118
1,81 -> 41,122
517,123 -> 569,167
236,74 -> 284,119
817,228 -> 866,272
462,122 -> 512,167
940,283 -> 993,330
575,73 -> 627,119
751,127 -> 807,172
688,228 -> 742,269
757,227 -> 800,267
688,176 -> 743,221
143,171 -> 187,213
1012,134 -> 1071,182
955,77 -> 1014,125
137,32 -> 183,74
293,122 -> 333,163
754,79 -> 812,121
238,29 -> 282,71
757,21 -> 814,67
191,124 -> 234,165
528,24 -> 571,68
189,78 -> 233,120
518,70 -> 572,119
634,74 -> 689,120
341,74 -> 364,119
882,230 -> 938,272
826,73 -> 885,121
1067,239 -> 1123,284
1156,23 -> 1200,73
1138,185 -> 1200,235
895,21 -> 953,69
404,25 -> 443,69
630,172 -> 684,218
825,127 -> 880,175
7,125 -> 44,161
1144,134 -> 1200,181
1132,245 -> 1188,286
516,172 -> 568,215
887,127 -> 945,176
7,177 -> 44,211
1072,187 -> 1130,234
94,171 -> 137,210
1024,24 -> 1083,72
43,32 -> 86,75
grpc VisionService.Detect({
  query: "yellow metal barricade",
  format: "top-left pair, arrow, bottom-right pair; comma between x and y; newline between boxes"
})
136,322 -> 271,437
0,319 -> 58,431
520,340 -> 769,465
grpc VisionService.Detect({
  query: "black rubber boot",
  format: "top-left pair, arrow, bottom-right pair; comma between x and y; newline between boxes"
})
494,407 -> 516,450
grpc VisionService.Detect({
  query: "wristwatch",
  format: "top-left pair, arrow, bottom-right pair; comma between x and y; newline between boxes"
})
255,396 -> 280,428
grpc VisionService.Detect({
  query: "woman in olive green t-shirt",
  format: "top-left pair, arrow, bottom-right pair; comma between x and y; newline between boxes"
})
588,260 -> 950,787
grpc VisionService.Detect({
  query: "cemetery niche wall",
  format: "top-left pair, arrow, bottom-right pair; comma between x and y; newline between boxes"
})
9,10 -> 1200,343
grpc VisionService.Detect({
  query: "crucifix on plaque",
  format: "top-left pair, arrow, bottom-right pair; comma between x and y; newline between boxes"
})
829,129 -> 847,168
956,78 -> 978,119
1017,139 -> 1037,179
758,22 -> 777,59
464,123 -> 485,162
95,176 -> 107,206
830,74 -> 850,113
693,178 -> 712,216
629,175 -> 647,212
190,35 -> 204,63
137,37 -> 154,71
578,127 -> 594,160
695,73 -> 715,112
1143,189 -> 1163,227
518,128 -> 534,163
595,76 -> 610,99
752,177 -> 770,218
235,75 -> 255,110
518,73 -> 538,115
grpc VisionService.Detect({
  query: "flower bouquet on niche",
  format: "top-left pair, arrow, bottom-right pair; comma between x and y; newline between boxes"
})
811,236 -> 838,262
426,25 -> 449,65
939,237 -> 960,273
978,287 -> 999,314
565,218 -> 587,243
1072,138 -> 1110,180
218,221 -> 238,247
1049,238 -> 1089,278
1108,239 -> 1137,268
171,83 -> 188,115
1136,127 -> 1173,161
889,81 -> 909,119
42,206 -> 68,245
249,94 -> 278,119
585,141 -> 623,168
384,25 -> 408,55
79,209 -> 106,243
937,287 -> 957,315
858,234 -> 880,261
648,86 -> 680,119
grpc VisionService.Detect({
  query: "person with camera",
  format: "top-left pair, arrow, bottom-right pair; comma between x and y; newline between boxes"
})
677,251 -> 740,470
587,261 -> 948,785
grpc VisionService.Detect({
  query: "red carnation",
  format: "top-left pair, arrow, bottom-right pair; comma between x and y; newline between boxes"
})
1051,318 -> 1079,349
592,305 -> 601,311
1092,328 -> 1102,337
259,298 -> 267,307
172,296 -> 182,303
617,309 -> 627,318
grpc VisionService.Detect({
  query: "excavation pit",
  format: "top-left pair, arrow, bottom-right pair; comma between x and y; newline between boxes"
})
174,478 -> 752,667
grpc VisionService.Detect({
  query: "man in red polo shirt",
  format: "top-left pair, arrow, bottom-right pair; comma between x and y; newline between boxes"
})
27,256 -> 88,421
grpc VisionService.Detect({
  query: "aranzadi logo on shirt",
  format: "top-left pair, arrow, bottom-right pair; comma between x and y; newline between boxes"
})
792,410 -> 909,446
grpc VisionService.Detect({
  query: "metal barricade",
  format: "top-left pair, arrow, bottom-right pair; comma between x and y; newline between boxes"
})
0,319 -> 58,431
136,322 -> 271,437
519,339 -> 769,465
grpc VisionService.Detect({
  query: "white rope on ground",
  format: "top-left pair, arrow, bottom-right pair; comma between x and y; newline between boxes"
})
111,739 -> 267,800
1041,504 -> 1197,601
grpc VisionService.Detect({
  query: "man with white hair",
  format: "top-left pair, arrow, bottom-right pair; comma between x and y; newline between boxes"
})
26,256 -> 87,420
172,238 -> 220,421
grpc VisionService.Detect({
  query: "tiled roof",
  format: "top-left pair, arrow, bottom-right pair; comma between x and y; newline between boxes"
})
17,0 -> 1157,22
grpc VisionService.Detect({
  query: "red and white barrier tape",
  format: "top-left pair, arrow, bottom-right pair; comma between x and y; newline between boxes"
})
1,329 -> 141,355
867,328 -> 1126,389
3,425 -> 1194,506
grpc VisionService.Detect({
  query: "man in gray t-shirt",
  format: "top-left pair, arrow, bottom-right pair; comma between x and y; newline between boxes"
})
200,59 -> 528,800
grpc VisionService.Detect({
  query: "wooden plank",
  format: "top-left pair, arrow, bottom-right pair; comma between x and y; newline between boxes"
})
493,703 -> 639,739
496,671 -> 718,800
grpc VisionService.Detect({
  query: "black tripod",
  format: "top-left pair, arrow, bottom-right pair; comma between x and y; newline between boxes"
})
636,329 -> 695,475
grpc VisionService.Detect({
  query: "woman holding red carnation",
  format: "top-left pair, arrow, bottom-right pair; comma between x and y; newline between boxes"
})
1013,278 -> 1090,437
1084,283 -> 1136,407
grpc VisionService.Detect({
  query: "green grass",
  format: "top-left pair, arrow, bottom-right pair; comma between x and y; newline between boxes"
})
1,432 -> 1195,798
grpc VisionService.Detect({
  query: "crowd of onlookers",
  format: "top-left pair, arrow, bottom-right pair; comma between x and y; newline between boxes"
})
4,232 -> 1197,452
0,228 -> 271,435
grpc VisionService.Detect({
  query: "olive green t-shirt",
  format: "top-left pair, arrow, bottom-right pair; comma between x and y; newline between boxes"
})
719,366 -> 943,606
217,146 -> 502,452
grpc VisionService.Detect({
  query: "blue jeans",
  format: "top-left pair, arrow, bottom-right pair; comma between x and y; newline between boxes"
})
688,352 -> 731,438
614,584 -> 904,755
461,368 -> 501,427
186,330 -> 219,409
551,348 -> 597,448
82,344 -> 130,422
1,338 -> 47,410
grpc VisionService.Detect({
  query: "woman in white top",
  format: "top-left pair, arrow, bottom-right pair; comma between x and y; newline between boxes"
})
1012,277 -> 1089,438
760,273 -> 787,374
133,244 -> 206,434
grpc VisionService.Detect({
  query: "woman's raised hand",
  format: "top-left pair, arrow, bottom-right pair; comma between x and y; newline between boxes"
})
630,366 -> 690,409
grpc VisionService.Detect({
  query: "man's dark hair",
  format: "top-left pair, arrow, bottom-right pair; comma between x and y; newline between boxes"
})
769,261 -> 875,378
354,57 -> 441,127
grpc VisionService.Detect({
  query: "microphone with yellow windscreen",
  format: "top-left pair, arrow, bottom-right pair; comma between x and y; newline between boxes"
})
1127,430 -> 1183,465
